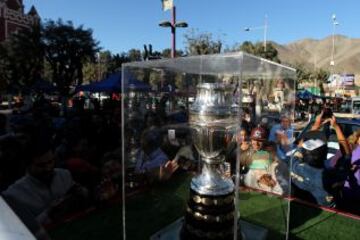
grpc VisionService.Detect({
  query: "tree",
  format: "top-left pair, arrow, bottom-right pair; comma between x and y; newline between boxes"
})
161,48 -> 172,58
239,41 -> 256,55
0,44 -> 11,90
0,23 -> 44,91
82,62 -> 98,84
98,51 -> 112,79
107,52 -> 130,73
127,49 -> 142,62
255,42 -> 281,63
238,41 -> 280,62
290,63 -> 310,90
314,68 -> 330,85
84,51 -> 132,83
161,48 -> 184,58
184,30 -> 222,55
43,19 -> 99,95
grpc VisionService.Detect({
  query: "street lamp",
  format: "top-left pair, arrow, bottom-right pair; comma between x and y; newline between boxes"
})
244,15 -> 268,51
330,14 -> 339,67
159,6 -> 188,58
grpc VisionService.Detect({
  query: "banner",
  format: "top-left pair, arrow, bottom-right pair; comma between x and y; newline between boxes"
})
328,74 -> 355,87
341,74 -> 355,86
161,0 -> 173,11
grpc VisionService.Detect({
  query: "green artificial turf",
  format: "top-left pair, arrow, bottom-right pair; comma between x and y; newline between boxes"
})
124,173 -> 191,240
49,204 -> 123,240
49,174 -> 360,240
239,191 -> 360,240
239,191 -> 289,239
289,202 -> 360,240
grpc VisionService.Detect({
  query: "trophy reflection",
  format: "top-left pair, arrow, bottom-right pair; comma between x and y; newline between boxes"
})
181,83 -> 241,240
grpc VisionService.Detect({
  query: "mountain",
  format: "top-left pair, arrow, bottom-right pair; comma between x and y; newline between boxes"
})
273,35 -> 360,77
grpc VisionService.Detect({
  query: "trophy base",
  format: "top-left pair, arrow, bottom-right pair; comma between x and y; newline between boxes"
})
150,217 -> 268,240
182,189 -> 235,239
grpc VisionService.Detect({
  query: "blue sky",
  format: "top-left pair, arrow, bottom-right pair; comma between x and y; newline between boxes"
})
23,0 -> 360,54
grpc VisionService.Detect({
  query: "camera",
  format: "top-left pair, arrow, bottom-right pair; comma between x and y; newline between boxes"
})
322,107 -> 333,120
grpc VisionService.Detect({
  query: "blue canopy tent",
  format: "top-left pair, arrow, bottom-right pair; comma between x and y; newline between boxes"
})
160,83 -> 176,93
75,72 -> 151,93
127,78 -> 152,92
76,72 -> 121,93
296,89 -> 317,100
32,79 -> 57,93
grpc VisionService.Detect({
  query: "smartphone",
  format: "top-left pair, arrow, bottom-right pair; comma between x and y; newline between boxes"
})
168,129 -> 176,140
322,107 -> 333,120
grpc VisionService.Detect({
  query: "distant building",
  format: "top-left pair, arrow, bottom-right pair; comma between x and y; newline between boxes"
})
0,0 -> 40,42
326,73 -> 358,97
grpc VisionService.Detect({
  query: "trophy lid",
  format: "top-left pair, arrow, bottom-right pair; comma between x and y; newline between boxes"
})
190,83 -> 239,119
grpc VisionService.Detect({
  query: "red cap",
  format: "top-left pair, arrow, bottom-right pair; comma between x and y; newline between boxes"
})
250,127 -> 267,141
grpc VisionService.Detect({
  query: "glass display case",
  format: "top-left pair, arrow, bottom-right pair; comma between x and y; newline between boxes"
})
121,52 -> 296,240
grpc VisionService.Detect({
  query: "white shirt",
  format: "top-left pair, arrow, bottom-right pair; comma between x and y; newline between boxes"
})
2,168 -> 74,223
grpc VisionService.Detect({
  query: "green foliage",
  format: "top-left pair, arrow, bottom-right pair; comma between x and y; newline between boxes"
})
239,41 -> 256,54
289,62 -> 329,92
183,30 -> 222,55
0,20 -> 140,93
161,48 -> 184,58
293,63 -> 311,82
107,53 -> 130,73
0,20 -> 100,94
161,48 -> 172,58
0,23 -> 44,91
82,62 -> 98,84
127,49 -> 142,62
0,44 -> 10,90
43,19 -> 99,95
313,68 -> 330,84
237,41 -> 280,63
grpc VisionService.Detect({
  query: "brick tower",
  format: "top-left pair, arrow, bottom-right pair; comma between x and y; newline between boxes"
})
0,0 -> 40,42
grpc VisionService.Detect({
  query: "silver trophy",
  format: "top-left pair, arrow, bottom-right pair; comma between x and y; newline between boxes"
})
190,83 -> 238,195
181,82 -> 241,240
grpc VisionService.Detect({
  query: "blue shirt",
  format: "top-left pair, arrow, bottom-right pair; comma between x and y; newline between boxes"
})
135,148 -> 168,173
268,124 -> 295,161
285,149 -> 334,207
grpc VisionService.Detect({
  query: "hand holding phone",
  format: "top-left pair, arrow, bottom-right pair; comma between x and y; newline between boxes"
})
322,107 -> 333,120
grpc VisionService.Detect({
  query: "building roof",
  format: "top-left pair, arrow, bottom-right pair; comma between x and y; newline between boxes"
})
5,0 -> 23,11
27,5 -> 38,17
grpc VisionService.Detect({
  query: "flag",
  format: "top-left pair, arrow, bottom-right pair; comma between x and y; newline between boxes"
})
161,0 -> 173,11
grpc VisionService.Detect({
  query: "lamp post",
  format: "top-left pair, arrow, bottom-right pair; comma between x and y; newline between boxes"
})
330,14 -> 339,68
244,14 -> 268,51
330,14 -> 340,97
159,6 -> 188,58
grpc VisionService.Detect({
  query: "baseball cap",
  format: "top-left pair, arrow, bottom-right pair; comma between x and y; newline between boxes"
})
250,127 -> 267,141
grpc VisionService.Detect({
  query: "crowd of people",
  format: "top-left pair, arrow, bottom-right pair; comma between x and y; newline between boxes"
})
225,108 -> 360,215
1,90 -> 360,239
126,95 -> 360,218
296,97 -> 349,121
0,93 -> 123,239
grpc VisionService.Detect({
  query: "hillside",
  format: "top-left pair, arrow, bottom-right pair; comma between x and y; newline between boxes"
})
274,35 -> 360,78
